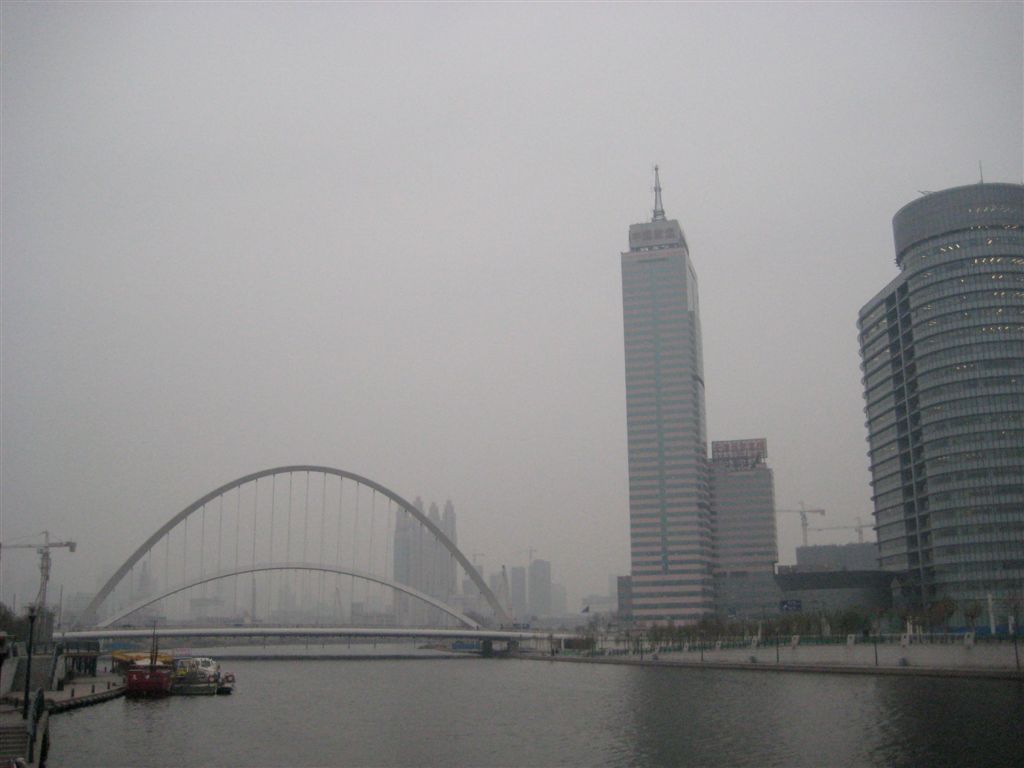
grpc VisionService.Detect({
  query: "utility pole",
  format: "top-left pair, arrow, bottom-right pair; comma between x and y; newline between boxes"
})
22,604 -> 37,719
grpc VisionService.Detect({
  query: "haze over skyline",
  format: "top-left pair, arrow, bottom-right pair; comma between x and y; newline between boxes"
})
2,2 -> 1022,612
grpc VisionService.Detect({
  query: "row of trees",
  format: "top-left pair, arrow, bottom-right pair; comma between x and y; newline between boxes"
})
0,603 -> 55,645
899,594 -> 1021,634
580,595 -> 1023,643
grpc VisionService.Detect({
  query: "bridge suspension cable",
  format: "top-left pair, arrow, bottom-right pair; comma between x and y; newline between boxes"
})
77,466 -> 510,628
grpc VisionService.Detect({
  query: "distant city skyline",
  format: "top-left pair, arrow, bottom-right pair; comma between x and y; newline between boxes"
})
1,3 -> 1020,614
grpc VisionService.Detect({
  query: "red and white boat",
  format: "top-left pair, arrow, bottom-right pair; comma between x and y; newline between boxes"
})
125,662 -> 173,697
125,629 -> 172,698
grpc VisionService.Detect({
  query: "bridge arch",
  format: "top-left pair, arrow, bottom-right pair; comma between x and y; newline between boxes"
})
99,562 -> 480,629
79,466 -> 510,627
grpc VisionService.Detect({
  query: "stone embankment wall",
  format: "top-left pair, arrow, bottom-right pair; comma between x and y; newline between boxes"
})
562,635 -> 1024,677
657,638 -> 1019,670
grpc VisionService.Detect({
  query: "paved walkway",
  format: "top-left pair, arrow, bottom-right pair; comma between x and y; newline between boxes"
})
47,673 -> 125,712
2,672 -> 126,713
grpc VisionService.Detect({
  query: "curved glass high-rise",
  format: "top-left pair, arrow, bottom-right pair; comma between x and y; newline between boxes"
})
858,183 -> 1024,619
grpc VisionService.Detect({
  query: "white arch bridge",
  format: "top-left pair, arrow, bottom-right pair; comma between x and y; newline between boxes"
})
78,466 -> 511,630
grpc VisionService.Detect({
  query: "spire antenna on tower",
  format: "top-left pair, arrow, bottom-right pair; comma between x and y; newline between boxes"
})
652,164 -> 666,222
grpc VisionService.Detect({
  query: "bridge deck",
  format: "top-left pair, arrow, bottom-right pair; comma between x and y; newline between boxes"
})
59,626 -> 574,643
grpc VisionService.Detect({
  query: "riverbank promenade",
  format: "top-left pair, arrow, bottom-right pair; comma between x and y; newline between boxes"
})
552,633 -> 1023,680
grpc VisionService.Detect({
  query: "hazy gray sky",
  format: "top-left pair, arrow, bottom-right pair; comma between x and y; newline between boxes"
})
2,2 -> 1022,611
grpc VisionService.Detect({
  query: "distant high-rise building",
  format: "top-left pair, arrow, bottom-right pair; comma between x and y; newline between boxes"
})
488,572 -> 504,596
392,496 -> 459,625
427,502 -> 445,605
551,583 -> 568,616
617,576 -> 633,620
528,558 -> 552,617
392,499 -> 420,625
857,182 -> 1024,616
509,566 -> 527,619
621,168 -> 714,623
442,500 -> 458,597
710,439 -> 781,618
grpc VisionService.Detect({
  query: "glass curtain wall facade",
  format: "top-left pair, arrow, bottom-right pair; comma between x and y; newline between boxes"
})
622,175 -> 714,623
858,183 -> 1024,619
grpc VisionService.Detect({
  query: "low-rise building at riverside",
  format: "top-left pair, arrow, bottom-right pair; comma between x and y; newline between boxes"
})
710,439 -> 782,620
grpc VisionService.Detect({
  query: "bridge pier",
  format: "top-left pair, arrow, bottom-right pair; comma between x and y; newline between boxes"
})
481,640 -> 493,658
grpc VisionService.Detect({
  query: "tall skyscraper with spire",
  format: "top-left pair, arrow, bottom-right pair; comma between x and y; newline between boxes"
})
621,168 -> 715,623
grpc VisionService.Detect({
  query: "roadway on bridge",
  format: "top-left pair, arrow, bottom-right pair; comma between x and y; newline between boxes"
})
58,626 -> 575,643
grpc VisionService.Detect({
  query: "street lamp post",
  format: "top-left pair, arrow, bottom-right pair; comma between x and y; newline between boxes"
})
0,633 -> 7,702
22,604 -> 37,720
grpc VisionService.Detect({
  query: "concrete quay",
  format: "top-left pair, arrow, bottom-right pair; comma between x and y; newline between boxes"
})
544,638 -> 1024,681
1,672 -> 125,714
548,653 -> 1022,680
45,673 -> 125,713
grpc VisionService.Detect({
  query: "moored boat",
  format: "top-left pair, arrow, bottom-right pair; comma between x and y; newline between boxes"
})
125,626 -> 173,698
216,672 -> 235,695
126,663 -> 173,697
170,656 -> 220,695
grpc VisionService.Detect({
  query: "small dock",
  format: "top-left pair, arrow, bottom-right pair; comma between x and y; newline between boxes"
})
44,672 -> 126,713
0,673 -> 125,766
1,671 -> 126,713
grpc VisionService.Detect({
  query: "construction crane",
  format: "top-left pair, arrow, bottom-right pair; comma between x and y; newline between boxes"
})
0,531 -> 76,611
808,516 -> 871,544
777,505 -> 826,547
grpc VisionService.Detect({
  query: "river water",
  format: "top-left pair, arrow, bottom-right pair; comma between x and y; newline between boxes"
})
49,657 -> 1023,767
